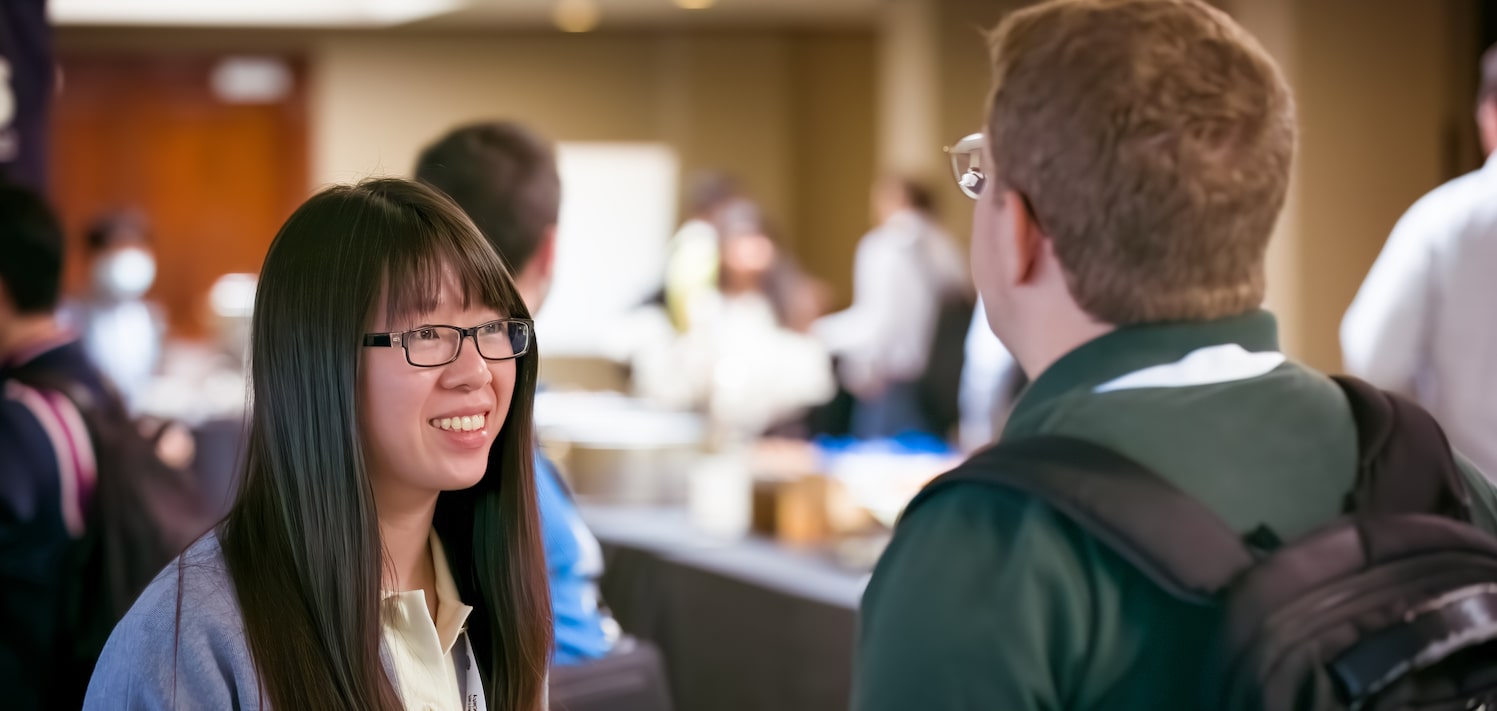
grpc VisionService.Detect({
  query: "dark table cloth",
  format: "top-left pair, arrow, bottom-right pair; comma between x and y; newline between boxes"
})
584,505 -> 867,711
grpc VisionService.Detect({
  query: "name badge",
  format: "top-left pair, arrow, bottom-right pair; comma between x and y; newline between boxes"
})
456,631 -> 487,711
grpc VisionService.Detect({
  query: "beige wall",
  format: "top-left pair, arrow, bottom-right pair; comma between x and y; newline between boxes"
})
791,34 -> 878,303
1235,0 -> 1476,371
870,0 -> 1015,271
877,0 -> 941,179
310,29 -> 876,303
309,34 -> 666,181
311,33 -> 796,221
57,27 -> 878,306
934,0 -> 1017,248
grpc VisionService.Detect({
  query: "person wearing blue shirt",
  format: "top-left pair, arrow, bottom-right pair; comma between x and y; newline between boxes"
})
414,121 -> 620,665
533,453 -> 618,663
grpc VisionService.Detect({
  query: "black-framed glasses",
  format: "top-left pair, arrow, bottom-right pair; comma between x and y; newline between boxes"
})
944,132 -> 986,200
362,319 -> 533,368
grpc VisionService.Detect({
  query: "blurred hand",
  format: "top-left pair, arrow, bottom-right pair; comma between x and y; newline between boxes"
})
139,418 -> 196,469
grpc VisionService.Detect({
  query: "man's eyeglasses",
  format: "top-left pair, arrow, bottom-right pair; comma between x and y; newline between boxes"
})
362,319 -> 533,368
943,132 -> 1046,231
944,132 -> 986,200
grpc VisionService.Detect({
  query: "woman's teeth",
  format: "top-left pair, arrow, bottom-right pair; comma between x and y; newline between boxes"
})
430,413 -> 486,432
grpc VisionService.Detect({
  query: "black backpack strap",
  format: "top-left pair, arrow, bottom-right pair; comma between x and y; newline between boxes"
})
906,436 -> 1254,604
1331,376 -> 1470,521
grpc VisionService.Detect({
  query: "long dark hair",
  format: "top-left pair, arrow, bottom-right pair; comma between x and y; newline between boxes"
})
217,178 -> 552,710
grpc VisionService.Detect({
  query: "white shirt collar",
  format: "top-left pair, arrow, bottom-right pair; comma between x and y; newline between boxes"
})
382,532 -> 474,656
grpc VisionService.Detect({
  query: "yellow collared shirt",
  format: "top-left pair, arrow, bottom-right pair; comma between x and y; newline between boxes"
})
382,533 -> 474,711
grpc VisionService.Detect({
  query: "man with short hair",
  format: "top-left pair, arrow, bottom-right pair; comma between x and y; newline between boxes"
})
417,123 -> 561,311
853,1 -> 1497,708
415,122 -> 619,667
1342,42 -> 1497,482
0,183 -> 113,710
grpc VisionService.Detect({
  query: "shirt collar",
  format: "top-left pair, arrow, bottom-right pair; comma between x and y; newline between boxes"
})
1004,309 -> 1281,437
382,531 -> 474,656
881,209 -> 929,233
430,534 -> 474,655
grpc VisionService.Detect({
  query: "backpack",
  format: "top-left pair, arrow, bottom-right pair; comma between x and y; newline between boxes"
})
12,365 -> 215,705
905,376 -> 1497,710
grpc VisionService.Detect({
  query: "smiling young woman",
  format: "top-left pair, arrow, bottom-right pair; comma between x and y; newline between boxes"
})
83,179 -> 552,711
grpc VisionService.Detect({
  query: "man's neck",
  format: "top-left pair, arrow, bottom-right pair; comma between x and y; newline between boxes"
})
0,314 -> 65,363
1012,314 -> 1115,381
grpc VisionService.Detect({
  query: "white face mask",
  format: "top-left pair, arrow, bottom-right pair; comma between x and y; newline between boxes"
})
93,247 -> 156,301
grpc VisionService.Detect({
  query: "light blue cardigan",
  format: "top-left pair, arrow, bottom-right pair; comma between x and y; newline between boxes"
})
82,534 -> 487,710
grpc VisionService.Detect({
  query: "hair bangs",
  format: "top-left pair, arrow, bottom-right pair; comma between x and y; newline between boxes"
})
377,198 -> 526,331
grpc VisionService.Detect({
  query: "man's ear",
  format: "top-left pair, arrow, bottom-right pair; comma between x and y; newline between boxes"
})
529,226 -> 558,282
997,189 -> 1046,287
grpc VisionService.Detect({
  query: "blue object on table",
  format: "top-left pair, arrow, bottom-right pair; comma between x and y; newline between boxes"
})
811,432 -> 957,473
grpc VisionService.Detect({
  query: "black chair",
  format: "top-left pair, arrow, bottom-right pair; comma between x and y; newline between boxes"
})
549,636 -> 673,711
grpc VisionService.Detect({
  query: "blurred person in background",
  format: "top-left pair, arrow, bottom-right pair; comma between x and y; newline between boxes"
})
957,296 -> 1024,452
1342,42 -> 1497,482
0,184 -> 114,711
664,171 -> 738,332
2,185 -> 208,710
420,122 -> 677,711
635,205 -> 836,439
417,122 -> 644,673
63,211 -> 166,411
86,179 -> 553,711
813,176 -> 967,439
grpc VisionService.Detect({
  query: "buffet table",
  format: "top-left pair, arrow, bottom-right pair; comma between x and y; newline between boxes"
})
583,505 -> 869,711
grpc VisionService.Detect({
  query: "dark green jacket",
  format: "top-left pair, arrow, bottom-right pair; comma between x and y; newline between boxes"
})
853,311 -> 1497,711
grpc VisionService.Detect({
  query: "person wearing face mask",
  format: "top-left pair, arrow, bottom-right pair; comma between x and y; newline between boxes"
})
63,212 -> 165,411
3,183 -> 216,711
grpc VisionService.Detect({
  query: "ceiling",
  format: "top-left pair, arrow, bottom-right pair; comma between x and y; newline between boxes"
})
51,0 -> 885,30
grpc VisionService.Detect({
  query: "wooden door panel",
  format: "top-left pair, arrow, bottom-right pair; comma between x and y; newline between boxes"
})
49,54 -> 307,340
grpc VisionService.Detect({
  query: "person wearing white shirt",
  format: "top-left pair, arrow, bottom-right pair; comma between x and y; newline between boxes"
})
957,297 -> 1024,453
637,224 -> 836,437
64,213 -> 166,412
813,178 -> 967,438
1342,43 -> 1497,482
